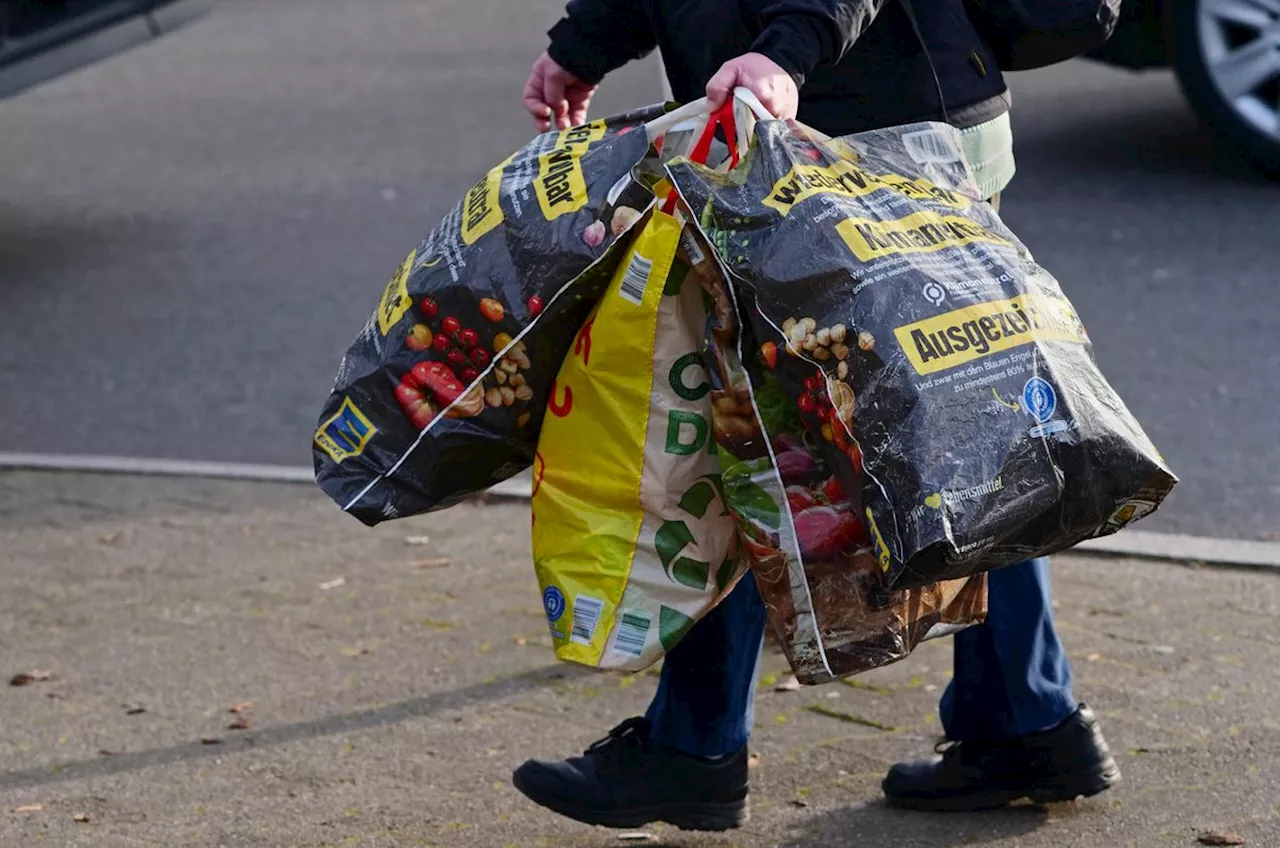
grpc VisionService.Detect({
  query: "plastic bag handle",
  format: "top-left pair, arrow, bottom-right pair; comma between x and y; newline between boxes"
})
660,100 -> 739,215
652,88 -> 775,214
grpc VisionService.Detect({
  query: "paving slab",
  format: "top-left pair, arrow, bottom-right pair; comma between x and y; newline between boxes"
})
1,471 -> 1277,847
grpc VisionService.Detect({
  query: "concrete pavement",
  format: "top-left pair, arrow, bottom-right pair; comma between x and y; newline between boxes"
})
1,470 -> 1278,847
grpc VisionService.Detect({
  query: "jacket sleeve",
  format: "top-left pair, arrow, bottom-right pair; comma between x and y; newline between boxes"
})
750,0 -> 889,85
546,0 -> 658,85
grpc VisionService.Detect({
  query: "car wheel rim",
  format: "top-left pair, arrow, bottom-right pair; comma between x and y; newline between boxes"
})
1197,0 -> 1280,139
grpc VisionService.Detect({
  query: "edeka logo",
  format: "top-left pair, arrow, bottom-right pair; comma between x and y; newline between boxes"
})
314,397 -> 377,463
376,248 -> 416,336
762,158 -> 971,217
836,212 -> 1010,263
535,121 -> 607,221
460,160 -> 505,246
895,294 -> 1087,376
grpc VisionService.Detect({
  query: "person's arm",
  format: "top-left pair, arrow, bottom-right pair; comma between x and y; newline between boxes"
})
525,0 -> 657,131
706,0 -> 886,119
546,0 -> 658,86
751,0 -> 886,86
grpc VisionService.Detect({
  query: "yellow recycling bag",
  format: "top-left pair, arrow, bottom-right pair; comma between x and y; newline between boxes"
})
531,208 -> 746,671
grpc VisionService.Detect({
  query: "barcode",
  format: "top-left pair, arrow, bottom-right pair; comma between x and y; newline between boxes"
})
617,252 -> 653,305
611,611 -> 651,658
902,128 -> 962,165
680,231 -> 706,266
570,595 -> 605,645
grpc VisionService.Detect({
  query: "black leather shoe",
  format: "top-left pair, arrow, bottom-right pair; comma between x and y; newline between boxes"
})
882,704 -> 1121,811
512,717 -> 749,831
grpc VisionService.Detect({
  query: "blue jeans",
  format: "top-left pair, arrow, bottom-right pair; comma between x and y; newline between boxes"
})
646,557 -> 1076,757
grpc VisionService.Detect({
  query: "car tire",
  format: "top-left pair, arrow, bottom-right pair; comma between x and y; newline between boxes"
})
1172,0 -> 1280,176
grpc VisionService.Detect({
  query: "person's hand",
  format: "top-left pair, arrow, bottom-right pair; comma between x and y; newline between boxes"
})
705,52 -> 798,120
523,52 -> 597,132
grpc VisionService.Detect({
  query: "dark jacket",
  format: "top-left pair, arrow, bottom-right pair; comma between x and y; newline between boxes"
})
547,0 -> 1009,135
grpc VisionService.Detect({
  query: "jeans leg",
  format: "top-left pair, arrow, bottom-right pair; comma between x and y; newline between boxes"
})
939,557 -> 1077,741
645,573 -> 766,757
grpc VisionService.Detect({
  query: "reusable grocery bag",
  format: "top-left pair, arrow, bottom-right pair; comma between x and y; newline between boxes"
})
667,109 -> 1177,590
313,102 -> 716,525
709,309 -> 988,684
530,160 -> 750,672
653,99 -> 989,683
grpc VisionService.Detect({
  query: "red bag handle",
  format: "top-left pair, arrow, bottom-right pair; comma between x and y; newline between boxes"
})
661,100 -> 739,215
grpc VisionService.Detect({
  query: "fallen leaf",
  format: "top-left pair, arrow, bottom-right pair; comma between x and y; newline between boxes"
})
1086,653 -> 1102,662
790,799 -> 809,808
617,834 -> 656,842
403,535 -> 431,546
123,703 -> 146,715
514,636 -> 527,647
98,748 -> 121,757
774,675 -> 801,692
200,736 -> 222,745
73,813 -> 91,823
229,702 -> 253,714
13,804 -> 43,813
747,753 -> 761,768
1198,831 -> 1245,846
10,670 -> 56,686
228,715 -> 252,731
411,557 -> 451,569
824,691 -> 840,699
317,577 -> 347,591
45,692 -> 66,700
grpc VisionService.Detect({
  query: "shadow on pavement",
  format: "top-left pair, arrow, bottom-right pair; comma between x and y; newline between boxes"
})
0,663 -> 592,793
778,800 -> 1054,847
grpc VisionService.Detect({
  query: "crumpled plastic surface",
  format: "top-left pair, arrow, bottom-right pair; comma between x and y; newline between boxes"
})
669,117 -> 1176,589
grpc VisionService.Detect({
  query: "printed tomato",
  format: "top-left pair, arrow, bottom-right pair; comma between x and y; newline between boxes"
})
405,324 -> 433,352
821,475 -> 846,503
527,296 -> 544,317
760,341 -> 778,370
441,316 -> 461,336
794,505 -> 868,560
419,296 -> 439,319
479,298 -> 505,323
786,485 -> 818,514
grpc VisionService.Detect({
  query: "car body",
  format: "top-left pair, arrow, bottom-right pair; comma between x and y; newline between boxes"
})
1088,0 -> 1280,173
0,0 -> 211,99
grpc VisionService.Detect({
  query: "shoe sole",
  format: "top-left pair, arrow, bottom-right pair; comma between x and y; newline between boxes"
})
884,761 -> 1121,813
511,771 -> 748,831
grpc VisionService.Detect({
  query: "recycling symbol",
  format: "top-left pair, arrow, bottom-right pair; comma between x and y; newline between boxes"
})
654,475 -> 737,594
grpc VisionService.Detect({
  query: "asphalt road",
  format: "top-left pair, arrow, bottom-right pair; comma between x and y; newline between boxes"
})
1,0 -> 1276,540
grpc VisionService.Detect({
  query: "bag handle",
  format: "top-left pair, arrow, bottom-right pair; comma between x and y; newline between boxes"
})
643,87 -> 774,144
652,88 -> 774,214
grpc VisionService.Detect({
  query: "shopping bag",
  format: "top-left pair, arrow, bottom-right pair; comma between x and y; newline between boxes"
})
711,313 -> 988,685
654,98 -> 989,683
313,102 -> 716,525
530,162 -> 748,672
668,105 -> 1176,589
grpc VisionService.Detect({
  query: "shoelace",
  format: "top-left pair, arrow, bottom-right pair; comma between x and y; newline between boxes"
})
584,717 -> 653,765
